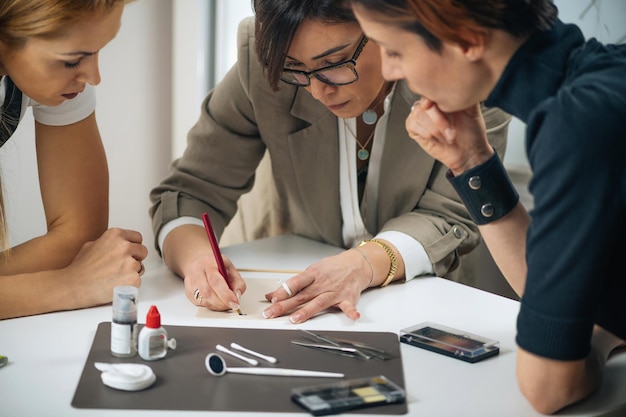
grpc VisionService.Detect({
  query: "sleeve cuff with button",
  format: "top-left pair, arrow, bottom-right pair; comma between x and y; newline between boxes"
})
447,152 -> 519,225
375,231 -> 434,281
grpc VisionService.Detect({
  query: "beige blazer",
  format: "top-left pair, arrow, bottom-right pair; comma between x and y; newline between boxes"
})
150,17 -> 511,284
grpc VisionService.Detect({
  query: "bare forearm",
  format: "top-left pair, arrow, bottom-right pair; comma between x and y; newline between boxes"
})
0,269 -> 76,319
161,225 -> 214,278
478,202 -> 530,296
0,227 -> 100,275
0,228 -> 146,320
517,327 -> 625,414
12,115 -> 108,275
517,349 -> 595,415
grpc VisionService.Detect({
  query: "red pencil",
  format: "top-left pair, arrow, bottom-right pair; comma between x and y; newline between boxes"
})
201,212 -> 243,315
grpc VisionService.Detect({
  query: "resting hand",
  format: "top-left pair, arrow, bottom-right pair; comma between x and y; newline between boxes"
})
262,250 -> 372,324
64,228 -> 148,308
407,98 -> 493,174
182,252 -> 246,312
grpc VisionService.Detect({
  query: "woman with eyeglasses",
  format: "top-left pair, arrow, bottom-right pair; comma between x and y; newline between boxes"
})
150,0 -> 510,323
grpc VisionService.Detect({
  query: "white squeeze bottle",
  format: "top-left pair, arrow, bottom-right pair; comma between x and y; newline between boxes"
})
138,305 -> 175,360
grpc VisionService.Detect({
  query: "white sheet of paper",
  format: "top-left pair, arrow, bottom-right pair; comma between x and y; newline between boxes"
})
195,277 -> 288,320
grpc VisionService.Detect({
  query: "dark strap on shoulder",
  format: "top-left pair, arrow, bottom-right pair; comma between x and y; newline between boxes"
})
0,77 -> 24,148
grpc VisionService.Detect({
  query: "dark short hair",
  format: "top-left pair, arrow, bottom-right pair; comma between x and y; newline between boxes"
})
252,0 -> 357,91
347,0 -> 558,52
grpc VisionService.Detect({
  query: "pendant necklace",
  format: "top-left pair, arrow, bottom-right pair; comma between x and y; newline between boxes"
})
357,130 -> 375,161
344,121 -> 375,161
363,81 -> 392,126
358,87 -> 386,156
362,109 -> 378,125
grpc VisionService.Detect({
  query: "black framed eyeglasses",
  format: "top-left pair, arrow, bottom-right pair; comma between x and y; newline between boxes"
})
280,36 -> 368,87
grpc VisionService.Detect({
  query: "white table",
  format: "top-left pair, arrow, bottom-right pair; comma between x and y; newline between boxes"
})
1,235 -> 624,417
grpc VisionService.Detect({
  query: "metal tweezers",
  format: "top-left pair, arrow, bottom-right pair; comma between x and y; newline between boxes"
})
291,329 -> 393,360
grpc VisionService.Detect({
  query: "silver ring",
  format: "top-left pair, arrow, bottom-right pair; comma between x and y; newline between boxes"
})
138,263 -> 145,275
194,288 -> 201,301
281,282 -> 293,297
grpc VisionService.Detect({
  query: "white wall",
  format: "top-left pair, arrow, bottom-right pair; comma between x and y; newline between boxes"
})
171,0 -> 213,159
101,0 -> 172,259
171,0 -> 253,159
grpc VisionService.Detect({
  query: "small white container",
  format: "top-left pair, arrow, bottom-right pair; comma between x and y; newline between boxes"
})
138,305 -> 174,361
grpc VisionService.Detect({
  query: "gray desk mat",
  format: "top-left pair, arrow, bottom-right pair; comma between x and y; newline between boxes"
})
72,322 -> 407,414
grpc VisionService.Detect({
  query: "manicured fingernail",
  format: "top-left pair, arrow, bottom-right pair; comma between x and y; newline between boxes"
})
262,309 -> 273,319
270,296 -> 278,304
289,313 -> 302,324
229,302 -> 240,311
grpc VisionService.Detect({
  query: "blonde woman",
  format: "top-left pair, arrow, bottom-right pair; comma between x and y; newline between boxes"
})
0,0 -> 147,319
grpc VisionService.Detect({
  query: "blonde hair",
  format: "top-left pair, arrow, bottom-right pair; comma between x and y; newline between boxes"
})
0,0 -> 129,50
0,0 -> 128,256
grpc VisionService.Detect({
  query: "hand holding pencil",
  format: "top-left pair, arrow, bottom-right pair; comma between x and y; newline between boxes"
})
192,212 -> 245,315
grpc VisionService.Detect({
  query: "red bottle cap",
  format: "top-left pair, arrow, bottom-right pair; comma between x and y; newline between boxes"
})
145,305 -> 161,328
